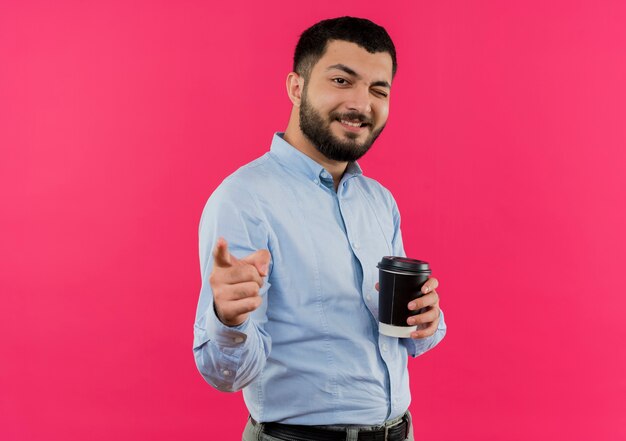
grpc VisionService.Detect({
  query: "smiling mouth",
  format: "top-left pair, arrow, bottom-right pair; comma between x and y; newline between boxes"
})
338,119 -> 370,129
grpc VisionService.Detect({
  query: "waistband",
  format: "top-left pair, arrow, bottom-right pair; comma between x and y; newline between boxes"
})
250,411 -> 411,441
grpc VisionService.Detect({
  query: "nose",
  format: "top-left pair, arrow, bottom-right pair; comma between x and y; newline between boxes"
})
345,84 -> 372,115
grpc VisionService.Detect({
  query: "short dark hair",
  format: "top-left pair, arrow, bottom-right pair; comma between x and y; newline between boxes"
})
293,16 -> 397,81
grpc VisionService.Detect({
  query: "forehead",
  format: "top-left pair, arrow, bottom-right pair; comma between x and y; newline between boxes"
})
311,40 -> 393,83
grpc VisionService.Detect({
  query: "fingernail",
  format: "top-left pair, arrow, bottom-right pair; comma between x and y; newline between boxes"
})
408,302 -> 415,310
260,264 -> 269,275
422,285 -> 430,294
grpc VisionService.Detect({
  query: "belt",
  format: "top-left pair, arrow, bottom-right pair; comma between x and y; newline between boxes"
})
251,413 -> 410,441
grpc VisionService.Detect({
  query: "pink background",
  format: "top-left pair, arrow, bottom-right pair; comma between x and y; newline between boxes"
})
2,1 -> 625,440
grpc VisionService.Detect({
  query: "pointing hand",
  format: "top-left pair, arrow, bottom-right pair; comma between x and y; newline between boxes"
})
210,238 -> 271,326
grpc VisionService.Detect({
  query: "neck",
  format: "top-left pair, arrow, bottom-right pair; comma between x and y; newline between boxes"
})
283,107 -> 347,190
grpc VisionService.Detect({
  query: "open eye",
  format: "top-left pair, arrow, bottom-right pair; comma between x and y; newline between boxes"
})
332,78 -> 349,85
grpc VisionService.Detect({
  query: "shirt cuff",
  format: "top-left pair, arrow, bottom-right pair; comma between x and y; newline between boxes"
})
206,304 -> 251,348
404,308 -> 447,357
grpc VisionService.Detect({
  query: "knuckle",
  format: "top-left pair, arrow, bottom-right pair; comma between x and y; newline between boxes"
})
235,284 -> 249,299
208,273 -> 217,286
244,265 -> 257,280
245,283 -> 259,298
212,286 -> 223,299
233,283 -> 247,298
248,297 -> 262,311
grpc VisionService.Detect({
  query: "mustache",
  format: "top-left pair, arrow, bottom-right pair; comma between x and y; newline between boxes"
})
330,111 -> 372,126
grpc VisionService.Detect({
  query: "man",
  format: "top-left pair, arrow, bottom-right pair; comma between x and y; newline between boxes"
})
193,16 -> 447,441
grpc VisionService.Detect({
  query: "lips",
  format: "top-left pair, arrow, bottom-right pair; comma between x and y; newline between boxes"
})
340,119 -> 364,128
337,118 -> 370,132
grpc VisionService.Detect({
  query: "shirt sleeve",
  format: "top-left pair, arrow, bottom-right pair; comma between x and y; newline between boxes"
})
388,192 -> 448,358
193,178 -> 273,392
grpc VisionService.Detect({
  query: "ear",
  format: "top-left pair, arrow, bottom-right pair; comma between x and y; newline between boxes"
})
286,72 -> 304,107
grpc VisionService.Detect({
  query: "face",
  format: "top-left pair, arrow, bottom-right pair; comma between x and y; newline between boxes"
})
298,40 -> 393,162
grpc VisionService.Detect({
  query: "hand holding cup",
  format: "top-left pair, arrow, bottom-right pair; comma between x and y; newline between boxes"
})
405,277 -> 440,339
375,257 -> 441,339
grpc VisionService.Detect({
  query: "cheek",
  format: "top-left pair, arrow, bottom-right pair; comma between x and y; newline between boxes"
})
315,95 -> 341,115
311,85 -> 345,113
376,105 -> 389,125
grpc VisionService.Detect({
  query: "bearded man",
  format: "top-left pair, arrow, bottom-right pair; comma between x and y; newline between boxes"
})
193,16 -> 447,441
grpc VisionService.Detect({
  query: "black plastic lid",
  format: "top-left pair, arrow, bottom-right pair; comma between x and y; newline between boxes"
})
377,256 -> 431,274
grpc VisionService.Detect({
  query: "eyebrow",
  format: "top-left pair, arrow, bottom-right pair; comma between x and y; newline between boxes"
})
326,63 -> 391,89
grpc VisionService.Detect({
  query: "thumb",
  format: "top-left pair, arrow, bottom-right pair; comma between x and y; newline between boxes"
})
241,249 -> 271,277
212,237 -> 234,268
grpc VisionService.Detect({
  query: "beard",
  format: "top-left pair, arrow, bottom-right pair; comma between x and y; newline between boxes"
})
299,87 -> 385,162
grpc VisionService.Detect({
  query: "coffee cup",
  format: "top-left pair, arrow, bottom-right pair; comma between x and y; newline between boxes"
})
377,256 -> 431,338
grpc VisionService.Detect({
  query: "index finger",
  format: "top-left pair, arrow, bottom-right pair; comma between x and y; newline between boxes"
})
213,237 -> 233,268
421,277 -> 439,294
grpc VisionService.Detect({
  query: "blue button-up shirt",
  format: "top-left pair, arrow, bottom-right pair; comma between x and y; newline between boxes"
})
193,133 -> 446,425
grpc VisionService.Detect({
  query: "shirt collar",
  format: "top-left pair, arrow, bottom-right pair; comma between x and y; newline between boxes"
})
269,132 -> 363,183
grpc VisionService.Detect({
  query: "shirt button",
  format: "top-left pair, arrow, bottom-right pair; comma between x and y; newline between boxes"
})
313,179 -> 319,185
222,369 -> 231,376
382,343 -> 388,352
234,336 -> 244,343
353,242 -> 360,250
366,294 -> 372,302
